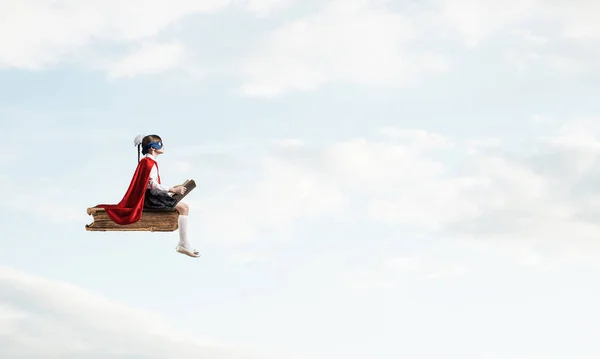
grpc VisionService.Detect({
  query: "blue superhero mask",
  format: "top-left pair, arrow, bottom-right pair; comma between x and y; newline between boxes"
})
142,141 -> 163,154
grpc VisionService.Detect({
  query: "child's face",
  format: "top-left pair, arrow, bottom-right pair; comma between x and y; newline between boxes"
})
148,141 -> 164,156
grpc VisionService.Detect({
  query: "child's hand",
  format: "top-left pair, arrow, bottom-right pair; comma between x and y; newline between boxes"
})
171,186 -> 186,195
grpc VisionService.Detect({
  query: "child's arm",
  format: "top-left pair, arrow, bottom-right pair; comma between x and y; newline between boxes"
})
148,166 -> 171,193
148,176 -> 171,192
149,178 -> 185,195
147,164 -> 186,194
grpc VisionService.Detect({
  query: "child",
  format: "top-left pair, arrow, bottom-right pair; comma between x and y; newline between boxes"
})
97,134 -> 200,258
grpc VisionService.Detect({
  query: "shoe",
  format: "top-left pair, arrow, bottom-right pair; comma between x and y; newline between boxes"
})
176,245 -> 201,258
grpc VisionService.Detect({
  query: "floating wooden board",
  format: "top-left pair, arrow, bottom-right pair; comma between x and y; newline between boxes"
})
85,207 -> 179,232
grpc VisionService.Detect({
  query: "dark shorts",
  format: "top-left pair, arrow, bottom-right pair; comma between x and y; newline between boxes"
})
144,188 -> 177,210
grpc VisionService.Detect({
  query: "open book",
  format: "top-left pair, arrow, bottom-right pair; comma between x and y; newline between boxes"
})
171,179 -> 196,204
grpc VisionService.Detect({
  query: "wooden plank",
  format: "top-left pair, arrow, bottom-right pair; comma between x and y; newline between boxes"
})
85,207 -> 179,232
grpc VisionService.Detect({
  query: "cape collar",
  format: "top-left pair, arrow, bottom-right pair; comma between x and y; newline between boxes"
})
144,153 -> 158,162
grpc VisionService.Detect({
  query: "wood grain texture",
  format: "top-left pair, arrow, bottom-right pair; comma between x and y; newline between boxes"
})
85,207 -> 179,232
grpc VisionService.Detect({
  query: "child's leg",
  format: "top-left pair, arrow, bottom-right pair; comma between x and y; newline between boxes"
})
175,202 -> 190,248
175,202 -> 200,257
175,202 -> 189,216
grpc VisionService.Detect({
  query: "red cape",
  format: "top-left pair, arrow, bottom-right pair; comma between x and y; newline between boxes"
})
96,157 -> 156,225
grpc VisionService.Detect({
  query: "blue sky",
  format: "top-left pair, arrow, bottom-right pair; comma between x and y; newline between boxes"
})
1,0 -> 600,358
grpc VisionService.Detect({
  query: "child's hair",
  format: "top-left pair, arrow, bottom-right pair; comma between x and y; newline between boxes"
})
135,134 -> 163,162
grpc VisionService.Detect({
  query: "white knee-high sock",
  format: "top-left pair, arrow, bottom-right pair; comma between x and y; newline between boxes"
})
178,215 -> 191,248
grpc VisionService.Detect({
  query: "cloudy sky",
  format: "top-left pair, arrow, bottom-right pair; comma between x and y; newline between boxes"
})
1,0 -> 599,358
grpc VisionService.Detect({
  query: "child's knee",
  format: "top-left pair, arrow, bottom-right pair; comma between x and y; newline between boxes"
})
176,202 -> 189,214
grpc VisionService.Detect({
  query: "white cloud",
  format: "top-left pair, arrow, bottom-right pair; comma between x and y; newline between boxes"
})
539,117 -> 600,152
334,249 -> 471,291
435,0 -> 600,44
0,0 -> 224,70
385,254 -> 468,280
426,263 -> 468,279
238,0 -> 449,97
104,41 -> 187,79
435,0 -> 540,47
337,271 -> 397,290
196,155 -> 347,243
272,138 -> 305,148
6,186 -> 88,224
2,0 -> 597,85
443,118 -> 600,266
504,38 -> 599,75
238,0 -> 292,15
552,0 -> 600,40
384,256 -> 421,272
188,116 -> 600,271
378,127 -> 454,149
0,266 -> 271,359
226,251 -> 273,265
0,0 -> 291,74
236,0 -> 600,96
195,129 -> 475,243
432,0 -> 600,76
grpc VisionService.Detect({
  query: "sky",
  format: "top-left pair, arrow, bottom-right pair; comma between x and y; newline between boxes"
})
1,0 -> 599,358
